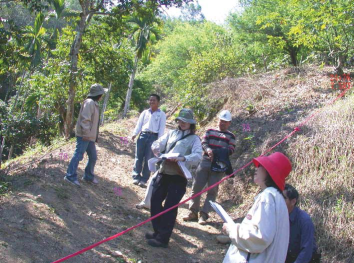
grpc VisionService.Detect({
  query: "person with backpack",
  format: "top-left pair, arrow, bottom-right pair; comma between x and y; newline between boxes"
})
64,83 -> 107,186
145,108 -> 203,248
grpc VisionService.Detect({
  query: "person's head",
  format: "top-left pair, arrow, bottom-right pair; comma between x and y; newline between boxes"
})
283,184 -> 299,213
87,83 -> 107,101
175,108 -> 196,134
252,152 -> 292,193
253,165 -> 283,193
149,94 -> 160,110
218,110 -> 232,132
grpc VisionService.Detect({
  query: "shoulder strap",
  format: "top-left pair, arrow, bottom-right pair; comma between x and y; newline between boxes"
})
164,133 -> 194,154
246,253 -> 251,262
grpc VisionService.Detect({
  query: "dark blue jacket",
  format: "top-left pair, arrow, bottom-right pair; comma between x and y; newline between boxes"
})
287,207 -> 318,263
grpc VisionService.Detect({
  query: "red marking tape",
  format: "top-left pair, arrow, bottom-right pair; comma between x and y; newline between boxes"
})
52,86 -> 351,263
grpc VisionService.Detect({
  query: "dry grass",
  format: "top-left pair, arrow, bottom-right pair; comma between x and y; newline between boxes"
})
207,65 -> 354,263
2,65 -> 353,262
288,94 -> 354,262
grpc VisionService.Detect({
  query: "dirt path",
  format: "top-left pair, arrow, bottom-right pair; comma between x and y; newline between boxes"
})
0,120 -> 229,263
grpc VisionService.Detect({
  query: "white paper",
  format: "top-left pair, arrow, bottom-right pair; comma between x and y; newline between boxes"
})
148,157 -> 160,172
160,153 -> 180,159
148,153 -> 192,179
209,201 -> 236,225
177,162 -> 192,179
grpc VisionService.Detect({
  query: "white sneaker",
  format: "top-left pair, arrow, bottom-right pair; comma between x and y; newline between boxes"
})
136,202 -> 150,210
133,179 -> 140,185
82,177 -> 98,184
64,176 -> 80,187
216,235 -> 231,244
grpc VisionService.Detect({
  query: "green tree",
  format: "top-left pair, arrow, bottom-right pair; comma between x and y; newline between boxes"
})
287,0 -> 354,73
230,0 -> 306,66
63,0 -> 192,138
179,0 -> 205,22
123,10 -> 161,117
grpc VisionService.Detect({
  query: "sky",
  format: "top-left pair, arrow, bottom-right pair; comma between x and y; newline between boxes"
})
163,0 -> 241,24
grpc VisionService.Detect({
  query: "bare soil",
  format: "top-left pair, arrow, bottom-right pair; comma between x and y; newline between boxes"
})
0,119 -> 230,263
1,65 -> 353,263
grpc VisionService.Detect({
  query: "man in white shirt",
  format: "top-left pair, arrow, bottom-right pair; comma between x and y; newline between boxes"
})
131,94 -> 166,187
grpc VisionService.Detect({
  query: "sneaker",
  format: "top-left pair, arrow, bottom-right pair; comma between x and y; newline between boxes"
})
138,181 -> 147,188
147,238 -> 168,248
182,211 -> 198,221
64,176 -> 80,187
136,202 -> 150,210
133,179 -> 140,185
82,177 -> 98,184
198,212 -> 208,225
216,235 -> 231,244
145,232 -> 157,240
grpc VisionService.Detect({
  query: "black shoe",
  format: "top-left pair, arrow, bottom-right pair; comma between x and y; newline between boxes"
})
145,232 -> 157,240
147,238 -> 168,248
133,179 -> 140,185
138,181 -> 147,188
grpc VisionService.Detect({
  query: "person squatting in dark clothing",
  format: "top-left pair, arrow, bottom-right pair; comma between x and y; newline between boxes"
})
284,184 -> 321,263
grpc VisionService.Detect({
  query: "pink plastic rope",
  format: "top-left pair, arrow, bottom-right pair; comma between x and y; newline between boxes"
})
52,86 -> 351,263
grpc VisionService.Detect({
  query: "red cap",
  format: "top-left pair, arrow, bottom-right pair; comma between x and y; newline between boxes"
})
253,152 -> 292,191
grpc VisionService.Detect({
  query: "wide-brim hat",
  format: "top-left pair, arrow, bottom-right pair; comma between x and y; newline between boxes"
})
253,152 -> 292,191
88,83 -> 108,97
175,108 -> 196,124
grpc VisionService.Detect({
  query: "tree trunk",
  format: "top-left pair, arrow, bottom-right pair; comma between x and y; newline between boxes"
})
335,54 -> 345,76
100,83 -> 111,126
0,71 -> 27,168
7,145 -> 14,160
64,2 -> 92,139
123,55 -> 139,118
0,137 -> 4,169
7,88 -> 32,160
289,49 -> 298,67
262,53 -> 268,72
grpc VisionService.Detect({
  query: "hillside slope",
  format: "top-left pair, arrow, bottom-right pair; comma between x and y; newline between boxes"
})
0,65 -> 353,263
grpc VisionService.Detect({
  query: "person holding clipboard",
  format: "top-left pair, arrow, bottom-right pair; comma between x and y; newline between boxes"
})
222,152 -> 292,263
145,109 -> 203,248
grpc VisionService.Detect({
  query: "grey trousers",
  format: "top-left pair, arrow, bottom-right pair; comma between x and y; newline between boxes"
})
188,157 -> 224,215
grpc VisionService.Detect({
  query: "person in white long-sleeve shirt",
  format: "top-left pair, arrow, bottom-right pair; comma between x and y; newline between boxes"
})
223,152 -> 292,263
131,94 -> 166,188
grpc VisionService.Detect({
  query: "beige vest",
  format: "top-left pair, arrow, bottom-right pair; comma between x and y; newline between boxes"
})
160,130 -> 197,176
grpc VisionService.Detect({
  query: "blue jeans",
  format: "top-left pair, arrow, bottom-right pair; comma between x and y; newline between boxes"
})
66,136 -> 97,181
132,132 -> 158,183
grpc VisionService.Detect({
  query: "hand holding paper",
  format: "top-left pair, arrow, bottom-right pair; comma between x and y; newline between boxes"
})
148,153 -> 192,179
209,201 -> 236,225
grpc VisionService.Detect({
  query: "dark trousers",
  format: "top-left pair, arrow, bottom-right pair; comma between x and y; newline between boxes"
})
286,252 -> 321,263
132,132 -> 158,183
150,173 -> 187,244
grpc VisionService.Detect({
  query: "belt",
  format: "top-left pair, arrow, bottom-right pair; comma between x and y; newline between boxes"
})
141,131 -> 158,135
